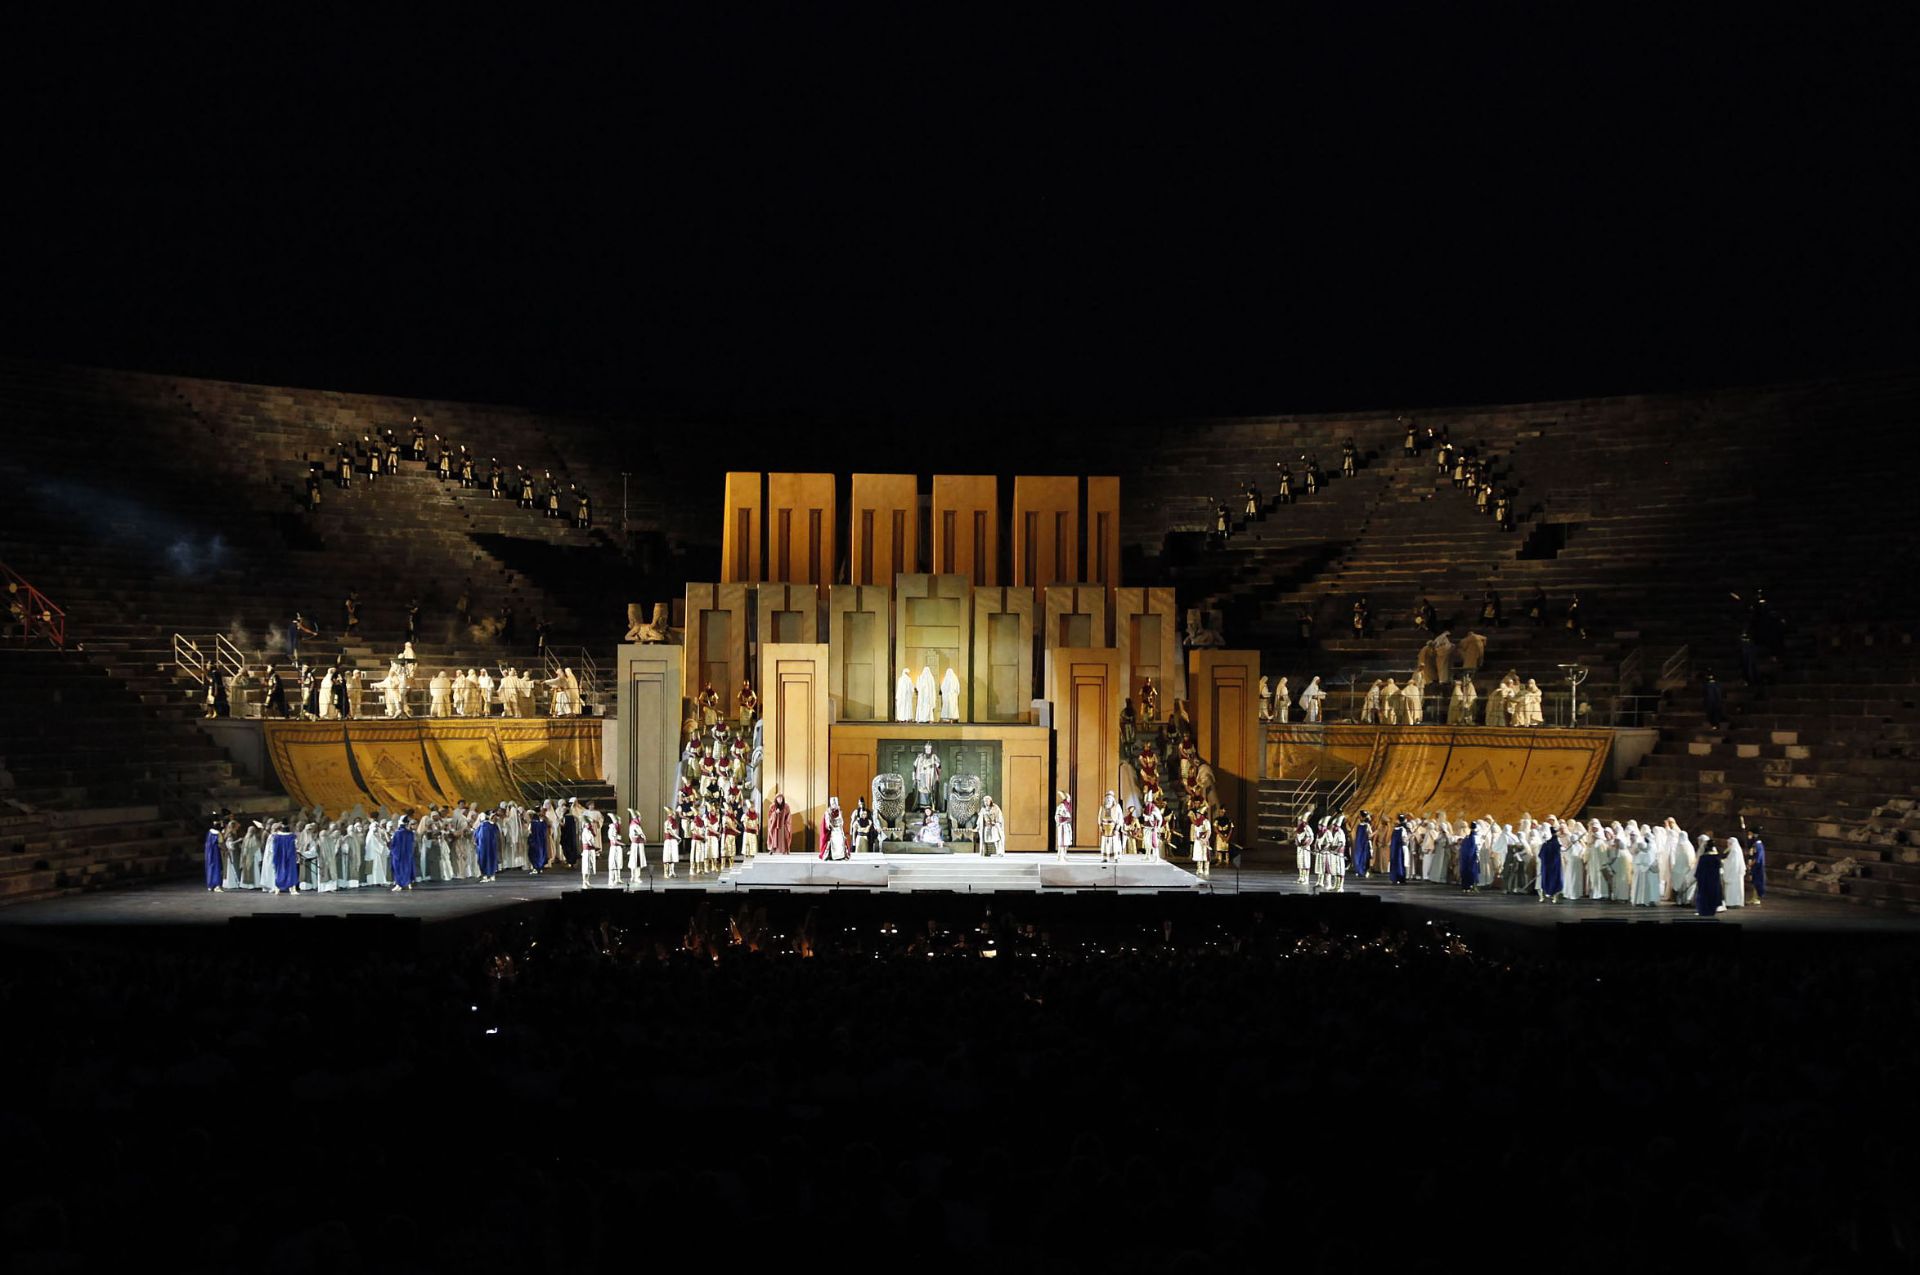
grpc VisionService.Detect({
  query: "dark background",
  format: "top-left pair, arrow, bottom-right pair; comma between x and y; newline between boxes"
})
6,7 -> 1915,438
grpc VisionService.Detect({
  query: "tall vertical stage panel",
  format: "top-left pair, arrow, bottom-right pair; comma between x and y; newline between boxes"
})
828,584 -> 893,722
761,644 -> 831,850
931,475 -> 998,587
722,472 -> 763,583
849,474 -> 919,586
1046,647 -> 1124,849
616,644 -> 685,833
971,585 -> 1037,723
1189,650 -> 1263,849
682,583 -> 751,705
1116,586 -> 1181,708
895,573 -> 973,722
1013,475 -> 1079,591
755,583 -> 820,649
1044,583 -> 1111,652
1086,475 -> 1121,614
767,473 -> 836,586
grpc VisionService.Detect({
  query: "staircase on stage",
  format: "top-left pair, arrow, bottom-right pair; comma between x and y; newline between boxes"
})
718,851 -> 1201,892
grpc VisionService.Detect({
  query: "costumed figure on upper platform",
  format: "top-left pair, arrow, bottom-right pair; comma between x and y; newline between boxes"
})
1298,676 -> 1325,724
1361,679 -> 1383,724
939,666 -> 961,722
736,680 -> 758,729
1272,676 -> 1290,724
1139,676 -> 1159,725
895,668 -> 914,722
1449,674 -> 1479,725
914,666 -> 937,724
1257,676 -> 1272,723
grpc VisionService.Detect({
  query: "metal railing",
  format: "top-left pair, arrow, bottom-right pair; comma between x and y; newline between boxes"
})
212,632 -> 246,683
173,633 -> 209,685
541,644 -> 602,716
1659,644 -> 1692,689
1,559 -> 66,650
1618,646 -> 1644,693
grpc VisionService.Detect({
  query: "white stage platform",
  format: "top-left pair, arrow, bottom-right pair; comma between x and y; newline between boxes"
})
716,852 -> 1201,893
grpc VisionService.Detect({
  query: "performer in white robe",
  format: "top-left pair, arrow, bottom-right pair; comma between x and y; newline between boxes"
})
477,669 -> 495,717
626,811 -> 647,880
1519,679 -> 1545,727
449,671 -> 469,716
1142,799 -> 1164,859
565,669 -> 583,716
1402,676 -> 1425,724
1669,831 -> 1697,907
364,820 -> 391,887
1298,676 -> 1325,723
1360,680 -> 1383,724
1272,677 -> 1290,724
1380,678 -> 1401,726
546,671 -> 572,717
1448,676 -> 1478,725
429,670 -> 451,718
1722,835 -> 1746,908
661,814 -> 680,878
578,811 -> 599,884
1190,809 -> 1212,878
1631,828 -> 1660,905
914,666 -> 937,724
894,668 -> 915,722
318,669 -> 337,719
1098,792 -> 1123,861
1054,792 -> 1074,858
605,818 -> 625,888
978,796 -> 1005,856
498,670 -> 518,718
938,667 -> 961,722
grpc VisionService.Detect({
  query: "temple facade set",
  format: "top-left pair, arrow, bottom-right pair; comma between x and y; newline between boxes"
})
615,474 -> 1264,854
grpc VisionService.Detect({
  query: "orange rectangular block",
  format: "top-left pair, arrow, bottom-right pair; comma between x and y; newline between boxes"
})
1086,475 -> 1121,610
1116,586 -> 1180,710
721,472 -> 762,583
849,474 -> 919,585
761,644 -> 831,850
1046,647 -> 1123,848
682,583 -> 751,705
766,473 -> 836,585
931,474 -> 998,587
1012,475 -> 1079,589
1189,649 -> 1263,850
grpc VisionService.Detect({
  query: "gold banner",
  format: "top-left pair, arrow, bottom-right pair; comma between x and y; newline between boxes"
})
264,719 -> 604,817
420,722 -> 522,809
261,722 -> 365,813
495,718 -> 603,783
1266,724 -> 1612,825
347,721 -> 454,815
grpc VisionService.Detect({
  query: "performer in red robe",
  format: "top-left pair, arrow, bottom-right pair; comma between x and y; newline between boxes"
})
766,792 -> 792,854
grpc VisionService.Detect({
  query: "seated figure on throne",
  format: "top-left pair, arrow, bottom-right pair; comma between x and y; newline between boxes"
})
916,808 -> 944,846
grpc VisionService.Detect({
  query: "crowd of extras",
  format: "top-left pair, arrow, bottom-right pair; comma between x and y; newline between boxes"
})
301,415 -> 599,527
204,641 -> 588,723
200,798 -> 668,896
1293,810 -> 1767,915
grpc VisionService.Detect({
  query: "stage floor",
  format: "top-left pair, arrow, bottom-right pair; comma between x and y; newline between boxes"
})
2,860 -> 1912,943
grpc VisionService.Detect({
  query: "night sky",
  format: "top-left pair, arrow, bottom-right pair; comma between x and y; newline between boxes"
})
7,8 -> 1916,432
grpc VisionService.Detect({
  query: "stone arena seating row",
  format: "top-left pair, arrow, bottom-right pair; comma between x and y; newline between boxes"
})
1113,372 -> 1920,908
0,358 -> 698,899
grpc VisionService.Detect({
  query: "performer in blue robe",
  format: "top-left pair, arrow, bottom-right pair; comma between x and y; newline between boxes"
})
474,816 -> 500,881
389,819 -> 418,890
270,826 -> 300,893
1352,814 -> 1373,878
1747,830 -> 1766,903
1457,824 -> 1480,891
203,823 -> 224,891
1694,840 -> 1725,915
1538,829 -> 1563,900
1389,816 -> 1408,883
527,812 -> 549,874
